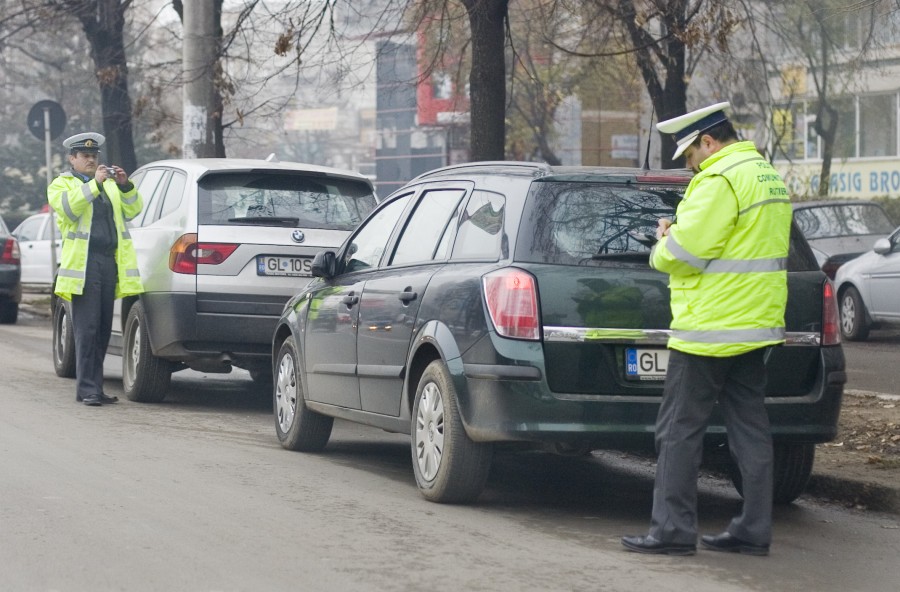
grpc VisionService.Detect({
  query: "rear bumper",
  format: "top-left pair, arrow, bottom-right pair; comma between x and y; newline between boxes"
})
456,346 -> 845,448
142,292 -> 283,362
0,265 -> 22,303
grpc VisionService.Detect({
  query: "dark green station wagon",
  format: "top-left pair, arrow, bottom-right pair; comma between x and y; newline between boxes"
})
271,162 -> 845,504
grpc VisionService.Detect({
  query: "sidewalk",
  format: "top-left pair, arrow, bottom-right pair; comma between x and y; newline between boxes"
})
16,289 -> 900,514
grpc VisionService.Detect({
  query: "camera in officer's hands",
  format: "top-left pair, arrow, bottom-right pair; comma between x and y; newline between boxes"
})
105,166 -> 116,176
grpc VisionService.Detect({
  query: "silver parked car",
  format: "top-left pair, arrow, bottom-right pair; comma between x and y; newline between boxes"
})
834,224 -> 900,341
51,158 -> 377,401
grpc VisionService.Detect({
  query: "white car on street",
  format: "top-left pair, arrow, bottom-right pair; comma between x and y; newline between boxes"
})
833,224 -> 900,341
11,212 -> 61,287
50,158 -> 378,402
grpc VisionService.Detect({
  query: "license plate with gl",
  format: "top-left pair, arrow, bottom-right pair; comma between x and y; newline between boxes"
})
257,255 -> 313,277
625,347 -> 669,381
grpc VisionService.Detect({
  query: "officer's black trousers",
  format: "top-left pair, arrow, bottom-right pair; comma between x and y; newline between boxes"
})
71,250 -> 117,400
648,348 -> 774,546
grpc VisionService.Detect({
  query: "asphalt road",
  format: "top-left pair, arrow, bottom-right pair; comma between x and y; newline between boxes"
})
1,310 -> 899,592
841,327 -> 900,396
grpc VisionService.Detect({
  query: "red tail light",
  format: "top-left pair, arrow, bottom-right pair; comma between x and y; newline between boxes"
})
1,237 -> 20,265
822,279 -> 841,345
168,233 -> 238,274
482,268 -> 540,340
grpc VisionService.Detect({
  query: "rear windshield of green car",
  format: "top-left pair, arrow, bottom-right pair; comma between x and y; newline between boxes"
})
198,172 -> 377,230
516,181 -> 682,263
516,180 -> 820,271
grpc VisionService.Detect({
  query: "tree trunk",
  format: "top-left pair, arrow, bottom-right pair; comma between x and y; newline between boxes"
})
814,102 -> 838,197
462,0 -> 508,161
73,0 -> 138,173
617,0 -> 688,169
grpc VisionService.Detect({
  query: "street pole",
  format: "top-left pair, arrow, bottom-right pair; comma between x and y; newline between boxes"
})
44,107 -> 57,285
183,0 -> 217,158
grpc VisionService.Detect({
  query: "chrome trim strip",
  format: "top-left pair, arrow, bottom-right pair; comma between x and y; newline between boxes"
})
543,326 -> 820,347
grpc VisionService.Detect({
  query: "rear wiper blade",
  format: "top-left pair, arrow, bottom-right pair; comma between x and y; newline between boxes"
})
228,216 -> 300,226
591,252 -> 651,261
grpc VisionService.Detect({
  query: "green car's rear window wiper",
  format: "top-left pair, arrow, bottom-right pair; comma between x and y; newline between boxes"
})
228,216 -> 300,226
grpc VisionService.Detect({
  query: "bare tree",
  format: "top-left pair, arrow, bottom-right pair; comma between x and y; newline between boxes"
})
733,0 -> 884,196
546,1 -> 741,168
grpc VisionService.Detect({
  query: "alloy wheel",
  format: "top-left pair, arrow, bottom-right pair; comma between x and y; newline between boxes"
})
124,317 -> 140,388
840,294 -> 856,335
276,352 -> 297,434
55,308 -> 67,364
415,381 -> 445,481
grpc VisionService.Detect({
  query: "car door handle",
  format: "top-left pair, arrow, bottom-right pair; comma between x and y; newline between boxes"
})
398,290 -> 418,304
341,293 -> 359,307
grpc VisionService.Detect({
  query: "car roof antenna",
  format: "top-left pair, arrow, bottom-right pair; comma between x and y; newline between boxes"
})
642,105 -> 655,171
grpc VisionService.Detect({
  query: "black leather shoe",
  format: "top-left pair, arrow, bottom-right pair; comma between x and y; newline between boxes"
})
701,532 -> 769,556
99,393 -> 118,404
621,535 -> 696,556
81,395 -> 102,406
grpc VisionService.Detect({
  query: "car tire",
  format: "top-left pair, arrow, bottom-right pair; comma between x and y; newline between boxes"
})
730,442 -> 815,505
0,301 -> 18,324
839,286 -> 870,341
52,298 -> 76,378
411,360 -> 493,504
122,301 -> 171,403
274,338 -> 332,452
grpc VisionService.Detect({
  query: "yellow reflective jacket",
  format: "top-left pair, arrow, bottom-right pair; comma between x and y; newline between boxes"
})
47,172 -> 144,301
650,141 -> 792,357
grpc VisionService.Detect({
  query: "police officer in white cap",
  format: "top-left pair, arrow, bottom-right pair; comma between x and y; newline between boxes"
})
47,132 -> 144,406
621,103 -> 793,556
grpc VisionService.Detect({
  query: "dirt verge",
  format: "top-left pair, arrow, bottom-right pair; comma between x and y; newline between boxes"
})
808,391 -> 900,512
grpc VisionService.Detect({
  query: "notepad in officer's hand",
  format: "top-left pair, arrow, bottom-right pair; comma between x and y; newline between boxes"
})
628,231 -> 658,248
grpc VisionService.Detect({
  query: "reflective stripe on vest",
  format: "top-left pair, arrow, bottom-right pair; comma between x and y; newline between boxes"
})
61,191 -> 77,222
667,234 -> 786,274
739,198 -> 791,216
57,268 -> 85,280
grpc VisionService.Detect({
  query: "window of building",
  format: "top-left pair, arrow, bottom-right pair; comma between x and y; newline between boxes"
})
774,93 -> 898,162
860,94 -> 898,157
773,103 -> 805,160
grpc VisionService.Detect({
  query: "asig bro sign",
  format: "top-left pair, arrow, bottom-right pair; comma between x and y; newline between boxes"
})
781,160 -> 900,198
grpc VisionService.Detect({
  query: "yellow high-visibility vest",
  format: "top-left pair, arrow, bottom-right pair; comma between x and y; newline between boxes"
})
47,173 -> 144,301
651,141 -> 793,357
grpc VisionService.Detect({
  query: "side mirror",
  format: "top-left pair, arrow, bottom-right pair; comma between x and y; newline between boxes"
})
873,237 -> 891,255
311,250 -> 336,278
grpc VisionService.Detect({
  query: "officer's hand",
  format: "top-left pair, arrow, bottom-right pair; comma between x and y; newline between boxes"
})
108,165 -> 127,184
656,218 -> 673,240
95,166 -> 112,184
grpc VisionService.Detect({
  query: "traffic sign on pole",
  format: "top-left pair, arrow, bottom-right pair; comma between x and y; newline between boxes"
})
27,100 -> 67,284
27,100 -> 66,140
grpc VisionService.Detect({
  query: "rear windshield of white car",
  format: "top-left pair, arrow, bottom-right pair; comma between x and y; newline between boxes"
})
198,172 -> 377,230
